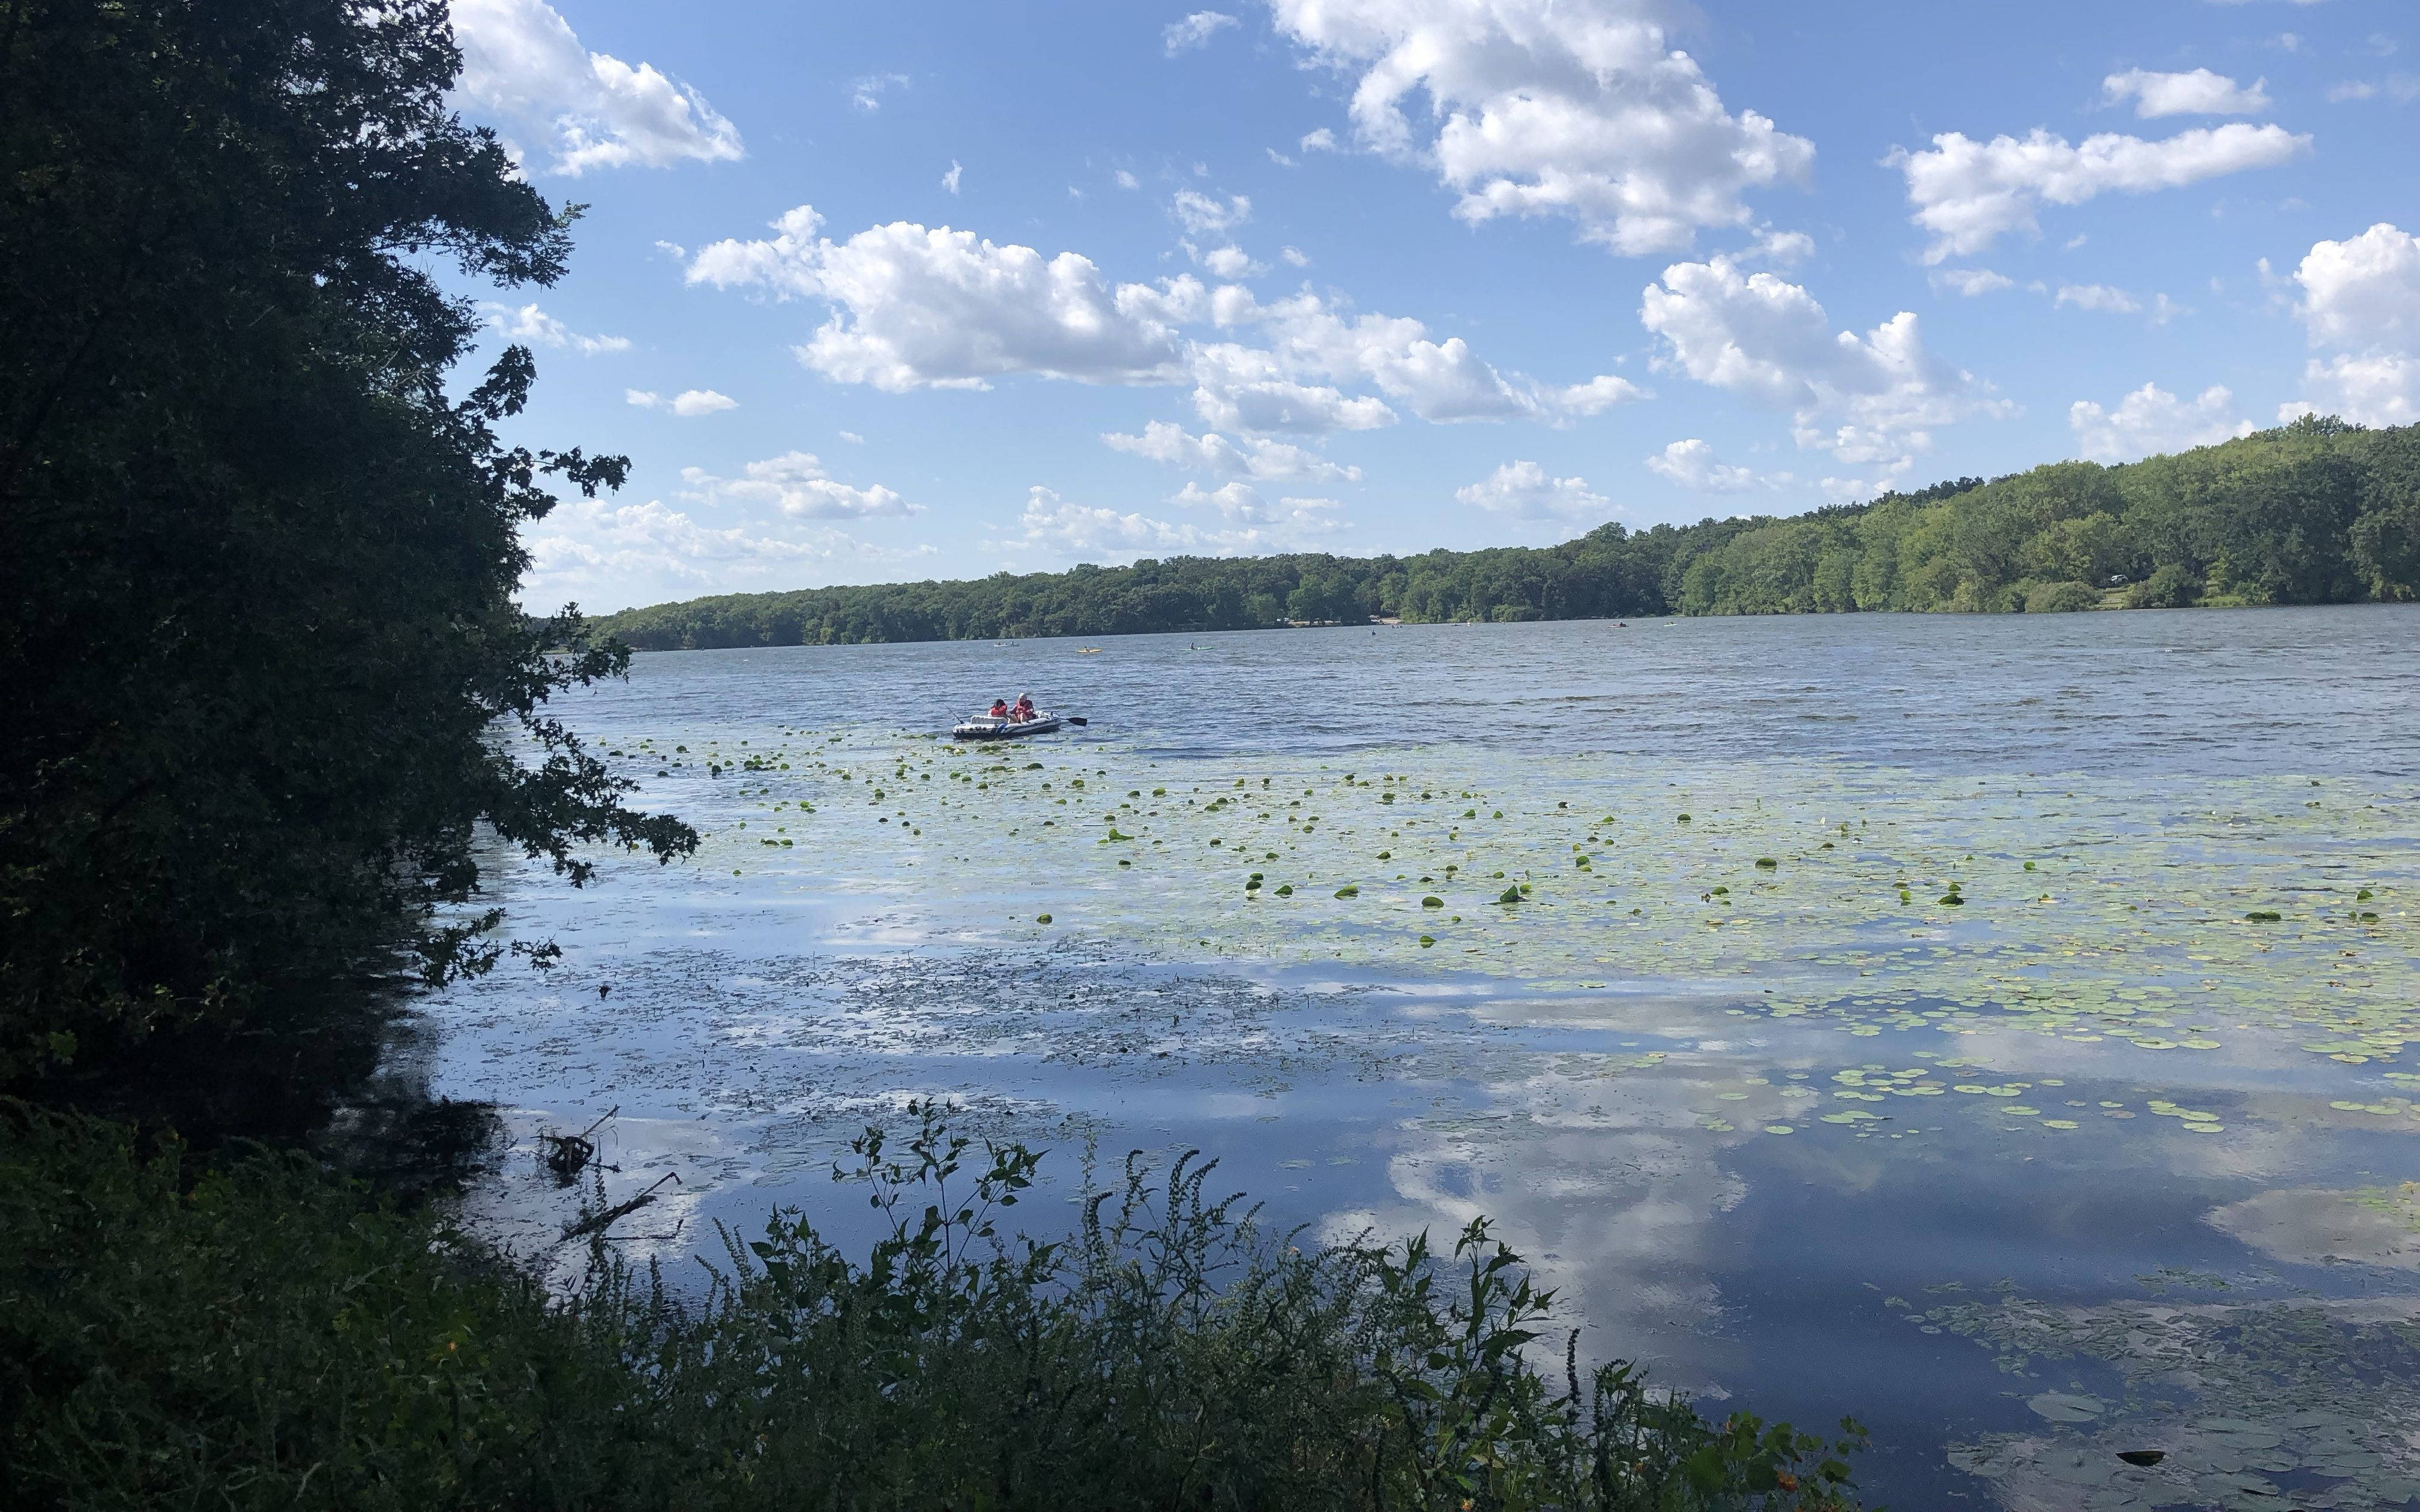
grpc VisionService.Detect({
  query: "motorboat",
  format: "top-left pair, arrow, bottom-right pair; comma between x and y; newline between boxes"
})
951,710 -> 1074,740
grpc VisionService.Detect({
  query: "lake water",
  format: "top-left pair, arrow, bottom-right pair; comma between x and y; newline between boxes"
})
426,605 -> 2420,1511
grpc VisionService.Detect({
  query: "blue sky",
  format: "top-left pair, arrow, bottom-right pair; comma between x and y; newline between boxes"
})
445,0 -> 2420,612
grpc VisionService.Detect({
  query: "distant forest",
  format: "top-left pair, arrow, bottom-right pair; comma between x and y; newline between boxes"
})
597,418 -> 2420,650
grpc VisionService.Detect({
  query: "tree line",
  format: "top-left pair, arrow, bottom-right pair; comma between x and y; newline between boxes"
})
598,418 -> 2420,650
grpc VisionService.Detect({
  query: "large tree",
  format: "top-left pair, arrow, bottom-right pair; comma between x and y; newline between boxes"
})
0,0 -> 692,1081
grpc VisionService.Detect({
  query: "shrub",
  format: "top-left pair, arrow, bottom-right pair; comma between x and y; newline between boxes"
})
2023,580 -> 2101,613
2126,563 -> 2203,609
1,1103 -> 1868,1511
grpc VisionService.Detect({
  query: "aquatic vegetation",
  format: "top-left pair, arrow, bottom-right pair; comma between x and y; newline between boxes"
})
584,730 -> 2412,1131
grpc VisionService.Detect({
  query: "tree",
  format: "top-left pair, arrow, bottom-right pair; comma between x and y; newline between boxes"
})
0,0 -> 693,1081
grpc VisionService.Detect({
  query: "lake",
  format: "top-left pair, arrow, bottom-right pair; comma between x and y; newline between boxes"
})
426,605 -> 2420,1511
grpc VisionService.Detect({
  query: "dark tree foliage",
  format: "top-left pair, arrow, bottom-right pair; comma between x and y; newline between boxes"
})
0,0 -> 693,1080
597,422 -> 2419,651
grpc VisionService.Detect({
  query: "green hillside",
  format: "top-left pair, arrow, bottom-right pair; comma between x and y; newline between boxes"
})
597,417 -> 2420,650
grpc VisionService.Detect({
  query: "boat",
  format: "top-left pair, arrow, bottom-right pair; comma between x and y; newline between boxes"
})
951,710 -> 1073,740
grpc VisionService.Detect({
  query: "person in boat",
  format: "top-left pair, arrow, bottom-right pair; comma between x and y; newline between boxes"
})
989,698 -> 1009,720
1011,694 -> 1035,723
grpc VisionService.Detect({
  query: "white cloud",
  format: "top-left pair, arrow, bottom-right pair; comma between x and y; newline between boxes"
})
2102,68 -> 2270,118
1299,127 -> 1338,152
1270,0 -> 1812,255
851,73 -> 909,111
2290,222 -> 2420,347
1169,481 -> 1347,537
685,206 -> 1191,390
1454,460 -> 1612,520
1888,123 -> 2308,261
1640,254 -> 1996,472
1206,285 -> 1639,426
625,388 -> 738,416
1644,438 -> 1758,491
481,301 -> 630,355
450,0 -> 742,175
2280,222 -> 2420,424
1164,10 -> 1239,54
2287,353 -> 2420,425
1172,190 -> 1250,235
2068,383 -> 2254,461
688,206 -> 1622,432
1199,245 -> 1265,278
524,498 -> 927,601
1555,373 -> 1649,414
2054,283 -> 2143,314
678,451 -> 917,518
1930,268 -> 2015,296
1102,420 -> 1363,481
941,160 -> 963,194
1187,343 -> 1400,433
2328,75 -> 2420,103
1115,169 -> 1141,189
1740,227 -> 1817,266
1000,485 -> 1326,562
1281,245 -> 1311,266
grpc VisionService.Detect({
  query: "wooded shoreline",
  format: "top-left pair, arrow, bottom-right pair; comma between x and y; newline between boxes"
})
597,418 -> 2419,652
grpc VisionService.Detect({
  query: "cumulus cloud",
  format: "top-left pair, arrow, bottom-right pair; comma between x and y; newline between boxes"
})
1643,438 -> 1758,491
2054,283 -> 2143,314
481,301 -> 630,355
1268,0 -> 1812,254
1455,461 -> 1612,520
1930,268 -> 2015,296
1556,373 -> 1649,414
1164,10 -> 1238,54
2069,383 -> 2254,461
679,451 -> 918,518
1172,190 -> 1250,235
2280,222 -> 2420,424
450,0 -> 742,175
1640,254 -> 1996,472
688,205 -> 1627,432
1001,485 -> 1332,562
1185,342 -> 1400,433
941,160 -> 963,194
1205,286 -> 1641,427
1197,245 -> 1265,278
1888,123 -> 2308,261
1740,227 -> 1817,266
2102,67 -> 2270,118
1170,481 -> 1347,536
685,206 -> 1191,390
625,388 -> 738,416
524,498 -> 928,601
1101,420 -> 1363,481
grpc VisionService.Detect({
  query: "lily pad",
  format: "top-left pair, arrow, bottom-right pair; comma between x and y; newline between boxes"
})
2028,1391 -> 2106,1423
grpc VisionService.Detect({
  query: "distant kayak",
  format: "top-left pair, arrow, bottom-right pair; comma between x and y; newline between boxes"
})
952,711 -> 1079,740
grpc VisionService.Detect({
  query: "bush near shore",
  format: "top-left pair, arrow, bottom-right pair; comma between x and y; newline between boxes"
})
2,1104 -> 1866,1512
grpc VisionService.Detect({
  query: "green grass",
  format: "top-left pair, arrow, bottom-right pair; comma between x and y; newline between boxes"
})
1,1103 -> 1867,1511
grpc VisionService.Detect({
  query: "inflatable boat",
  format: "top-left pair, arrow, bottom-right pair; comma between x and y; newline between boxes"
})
952,711 -> 1065,740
